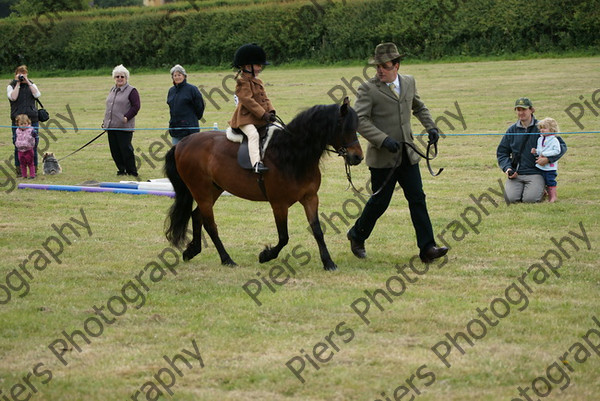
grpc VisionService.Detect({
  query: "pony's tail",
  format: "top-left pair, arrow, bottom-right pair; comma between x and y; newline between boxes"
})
164,146 -> 193,247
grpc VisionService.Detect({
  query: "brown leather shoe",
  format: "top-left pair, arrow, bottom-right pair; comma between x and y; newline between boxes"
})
347,231 -> 366,259
420,246 -> 448,263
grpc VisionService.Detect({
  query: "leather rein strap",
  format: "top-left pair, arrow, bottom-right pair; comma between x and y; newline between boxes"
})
371,141 -> 443,197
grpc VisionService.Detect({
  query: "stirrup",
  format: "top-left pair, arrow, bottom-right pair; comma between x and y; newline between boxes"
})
254,161 -> 269,173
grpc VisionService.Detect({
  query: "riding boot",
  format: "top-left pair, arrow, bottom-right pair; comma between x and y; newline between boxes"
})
547,186 -> 557,203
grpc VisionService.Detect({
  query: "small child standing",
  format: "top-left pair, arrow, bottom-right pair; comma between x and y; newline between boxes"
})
14,114 -> 37,179
531,117 -> 562,202
229,43 -> 276,173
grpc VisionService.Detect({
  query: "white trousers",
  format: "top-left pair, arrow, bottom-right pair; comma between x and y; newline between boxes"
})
239,124 -> 261,166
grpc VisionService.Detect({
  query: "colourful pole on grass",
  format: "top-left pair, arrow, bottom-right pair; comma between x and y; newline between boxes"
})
17,183 -> 174,197
99,182 -> 174,192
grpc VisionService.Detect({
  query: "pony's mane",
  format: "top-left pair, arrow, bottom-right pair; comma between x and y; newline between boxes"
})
267,104 -> 342,179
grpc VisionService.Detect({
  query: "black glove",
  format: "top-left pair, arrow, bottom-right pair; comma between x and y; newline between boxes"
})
382,136 -> 400,153
263,112 -> 276,122
427,128 -> 440,144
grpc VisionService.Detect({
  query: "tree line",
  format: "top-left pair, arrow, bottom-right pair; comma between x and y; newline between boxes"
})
0,0 -> 598,70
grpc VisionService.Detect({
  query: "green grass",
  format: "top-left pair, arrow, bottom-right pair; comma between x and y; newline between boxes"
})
1,57 -> 599,400
3,50 -> 600,79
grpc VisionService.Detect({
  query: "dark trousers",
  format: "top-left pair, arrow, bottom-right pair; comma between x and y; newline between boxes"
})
107,130 -> 137,175
349,149 -> 435,253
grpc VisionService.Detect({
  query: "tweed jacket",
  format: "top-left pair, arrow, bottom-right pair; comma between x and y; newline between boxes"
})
355,74 -> 436,168
229,75 -> 274,128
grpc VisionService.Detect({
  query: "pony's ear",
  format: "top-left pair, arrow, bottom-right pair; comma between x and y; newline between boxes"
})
341,96 -> 350,116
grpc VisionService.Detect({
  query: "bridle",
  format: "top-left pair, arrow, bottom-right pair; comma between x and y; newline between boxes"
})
325,138 -> 362,192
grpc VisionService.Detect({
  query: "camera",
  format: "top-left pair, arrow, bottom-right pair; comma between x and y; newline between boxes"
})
18,75 -> 25,82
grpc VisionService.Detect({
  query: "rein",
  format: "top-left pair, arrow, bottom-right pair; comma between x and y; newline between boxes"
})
58,130 -> 107,162
371,141 -> 443,197
326,139 -> 362,193
273,115 -> 291,133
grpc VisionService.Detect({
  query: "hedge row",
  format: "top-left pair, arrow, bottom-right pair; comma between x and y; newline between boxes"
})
0,0 -> 598,70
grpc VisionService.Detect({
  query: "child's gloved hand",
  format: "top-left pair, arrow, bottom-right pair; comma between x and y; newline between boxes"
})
263,112 -> 276,122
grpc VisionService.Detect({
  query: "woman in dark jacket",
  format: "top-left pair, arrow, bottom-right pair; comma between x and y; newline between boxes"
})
7,65 -> 41,176
166,65 -> 205,145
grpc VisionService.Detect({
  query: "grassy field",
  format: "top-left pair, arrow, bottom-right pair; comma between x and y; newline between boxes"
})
1,57 -> 599,400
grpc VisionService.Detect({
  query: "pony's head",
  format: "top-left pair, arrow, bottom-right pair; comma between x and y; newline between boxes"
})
267,97 -> 363,179
328,97 -> 363,166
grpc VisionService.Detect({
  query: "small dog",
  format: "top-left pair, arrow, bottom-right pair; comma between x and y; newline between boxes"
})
42,152 -> 62,175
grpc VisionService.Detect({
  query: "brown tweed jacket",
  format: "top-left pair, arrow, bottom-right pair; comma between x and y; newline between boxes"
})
229,75 -> 274,128
355,74 -> 437,168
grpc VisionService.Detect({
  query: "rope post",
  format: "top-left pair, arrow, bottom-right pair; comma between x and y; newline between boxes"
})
213,122 -> 219,130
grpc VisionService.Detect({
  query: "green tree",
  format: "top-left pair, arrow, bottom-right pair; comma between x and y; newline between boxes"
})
93,0 -> 143,7
10,0 -> 88,16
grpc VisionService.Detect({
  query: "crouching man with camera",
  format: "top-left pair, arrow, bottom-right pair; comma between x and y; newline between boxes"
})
7,65 -> 41,177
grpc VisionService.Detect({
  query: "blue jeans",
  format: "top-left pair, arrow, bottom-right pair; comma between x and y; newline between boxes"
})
12,122 -> 39,167
540,170 -> 558,187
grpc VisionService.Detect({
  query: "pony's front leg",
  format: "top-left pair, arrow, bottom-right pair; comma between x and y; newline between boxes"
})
301,194 -> 337,271
259,204 -> 289,263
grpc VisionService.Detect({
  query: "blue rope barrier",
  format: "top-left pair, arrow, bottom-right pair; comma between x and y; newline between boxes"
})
1,124 -> 596,136
419,131 -> 600,136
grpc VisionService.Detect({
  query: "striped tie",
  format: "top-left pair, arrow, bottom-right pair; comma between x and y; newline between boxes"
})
389,83 -> 398,98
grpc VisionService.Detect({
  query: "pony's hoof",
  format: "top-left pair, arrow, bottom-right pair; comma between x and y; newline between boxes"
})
324,262 -> 338,271
182,245 -> 201,261
222,258 -> 237,267
259,246 -> 276,263
182,251 -> 196,261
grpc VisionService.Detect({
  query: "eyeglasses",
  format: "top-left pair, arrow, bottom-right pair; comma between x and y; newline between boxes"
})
376,63 -> 396,71
114,75 -> 125,79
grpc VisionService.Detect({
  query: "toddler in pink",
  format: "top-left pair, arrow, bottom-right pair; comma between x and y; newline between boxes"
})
14,114 -> 36,178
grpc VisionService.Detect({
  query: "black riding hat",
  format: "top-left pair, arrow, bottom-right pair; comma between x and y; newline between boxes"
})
233,43 -> 270,69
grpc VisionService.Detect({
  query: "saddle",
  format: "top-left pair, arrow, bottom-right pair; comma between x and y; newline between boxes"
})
226,125 -> 276,169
